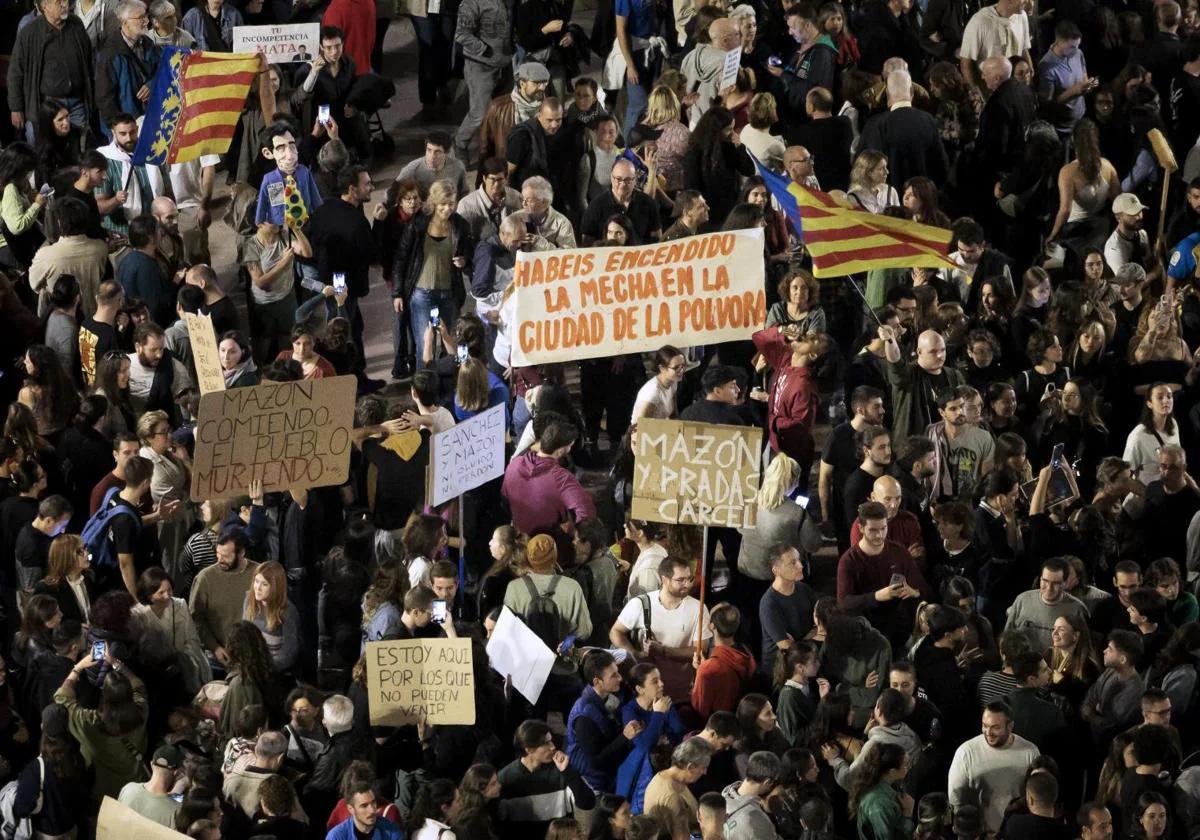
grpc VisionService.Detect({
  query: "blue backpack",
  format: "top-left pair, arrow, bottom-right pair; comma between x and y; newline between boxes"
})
81,487 -> 141,569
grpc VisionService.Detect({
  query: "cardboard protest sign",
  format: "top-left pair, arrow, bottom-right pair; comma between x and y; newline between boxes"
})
365,638 -> 475,726
232,23 -> 320,63
632,419 -> 763,528
427,403 -> 506,507
190,375 -> 356,501
510,229 -> 766,366
184,312 -> 225,395
719,47 -> 743,91
98,796 -> 188,839
486,607 -> 556,704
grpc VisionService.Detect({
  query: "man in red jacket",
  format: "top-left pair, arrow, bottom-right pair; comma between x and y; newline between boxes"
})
692,603 -> 757,721
323,0 -> 376,74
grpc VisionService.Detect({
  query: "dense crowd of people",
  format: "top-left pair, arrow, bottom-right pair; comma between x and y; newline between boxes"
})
5,0 -> 1200,838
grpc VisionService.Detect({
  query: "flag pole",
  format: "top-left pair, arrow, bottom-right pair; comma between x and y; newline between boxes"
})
843,275 -> 884,328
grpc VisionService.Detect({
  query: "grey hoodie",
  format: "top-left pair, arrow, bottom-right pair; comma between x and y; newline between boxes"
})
681,43 -> 726,126
722,782 -> 777,840
831,721 -> 924,790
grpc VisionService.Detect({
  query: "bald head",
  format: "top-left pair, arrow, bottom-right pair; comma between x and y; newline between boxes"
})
784,146 -> 813,183
611,158 -> 637,202
150,196 -> 178,232
870,475 -> 903,520
980,56 -> 1012,91
916,330 -> 946,374
709,17 -> 741,50
886,69 -> 912,105
881,57 -> 909,79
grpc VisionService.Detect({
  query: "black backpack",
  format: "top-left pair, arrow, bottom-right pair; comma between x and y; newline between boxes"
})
522,575 -> 566,650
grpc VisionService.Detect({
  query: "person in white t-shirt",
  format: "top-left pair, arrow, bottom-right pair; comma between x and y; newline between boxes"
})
626,518 -> 670,599
959,0 -> 1032,90
611,555 -> 713,700
632,346 -> 686,423
947,702 -> 1040,833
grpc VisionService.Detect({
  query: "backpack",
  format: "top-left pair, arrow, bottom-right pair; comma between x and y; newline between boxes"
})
80,486 -> 142,569
629,593 -> 655,650
522,575 -> 567,650
0,758 -> 43,840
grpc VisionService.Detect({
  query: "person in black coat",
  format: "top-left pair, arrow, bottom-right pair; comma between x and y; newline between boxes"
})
683,107 -> 758,231
974,57 -> 1038,175
856,0 -> 924,77
859,70 -> 948,190
787,88 -> 855,191
303,695 -> 376,820
912,605 -> 971,743
307,164 -> 382,377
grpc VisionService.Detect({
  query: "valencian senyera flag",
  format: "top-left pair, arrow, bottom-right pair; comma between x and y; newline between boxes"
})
749,152 -> 956,278
132,47 -> 259,166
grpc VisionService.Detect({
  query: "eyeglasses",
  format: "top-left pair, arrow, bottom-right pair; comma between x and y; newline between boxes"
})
151,428 -> 170,438
103,350 -> 127,361
667,363 -> 687,371
612,176 -> 636,184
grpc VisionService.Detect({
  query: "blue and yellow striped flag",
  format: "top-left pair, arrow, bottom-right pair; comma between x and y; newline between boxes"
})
749,152 -> 956,278
133,47 -> 260,166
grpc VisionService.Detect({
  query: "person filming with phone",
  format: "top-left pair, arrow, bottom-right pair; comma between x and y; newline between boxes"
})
836,501 -> 932,653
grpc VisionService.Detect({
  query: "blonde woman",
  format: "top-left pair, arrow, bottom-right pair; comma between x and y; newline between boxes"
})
243,560 -> 301,674
740,93 -> 786,172
33,534 -> 93,623
1132,290 -> 1190,363
639,85 -> 691,192
137,409 -> 195,584
847,151 -> 898,213
453,356 -> 510,422
393,178 -> 473,372
737,454 -> 807,588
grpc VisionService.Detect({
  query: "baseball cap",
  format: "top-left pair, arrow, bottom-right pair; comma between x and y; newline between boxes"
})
1112,193 -> 1147,215
152,744 -> 184,769
516,62 -> 550,83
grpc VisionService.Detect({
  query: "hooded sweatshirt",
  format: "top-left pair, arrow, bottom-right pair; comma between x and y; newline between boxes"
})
830,721 -> 924,790
501,450 -> 596,535
722,782 -> 777,840
692,643 -> 757,720
681,43 -> 726,127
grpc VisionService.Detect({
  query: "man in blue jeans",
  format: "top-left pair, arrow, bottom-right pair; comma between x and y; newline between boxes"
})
455,0 -> 514,162
615,0 -> 659,131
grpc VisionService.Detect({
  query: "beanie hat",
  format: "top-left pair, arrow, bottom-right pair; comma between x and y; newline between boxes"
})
527,534 -> 557,568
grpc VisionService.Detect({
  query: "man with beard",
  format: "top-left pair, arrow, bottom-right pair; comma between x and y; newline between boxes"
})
127,320 -> 191,419
97,112 -> 171,237
883,325 -> 965,440
580,158 -> 661,244
189,528 -> 260,666
927,386 -> 995,503
841,425 -> 893,534
947,703 -> 1040,834
836,500 -> 932,652
892,435 -> 936,518
480,62 -> 548,166
506,98 -> 585,220
849,476 -> 924,564
1103,193 -> 1151,274
150,196 -> 186,283
819,386 -> 885,548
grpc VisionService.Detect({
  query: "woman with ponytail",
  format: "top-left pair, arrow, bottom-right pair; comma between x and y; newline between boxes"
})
775,642 -> 829,746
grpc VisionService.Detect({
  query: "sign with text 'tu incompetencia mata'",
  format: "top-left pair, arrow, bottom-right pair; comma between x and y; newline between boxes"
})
509,228 -> 767,365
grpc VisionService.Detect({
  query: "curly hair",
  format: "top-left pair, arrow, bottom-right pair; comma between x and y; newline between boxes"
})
224,621 -> 275,686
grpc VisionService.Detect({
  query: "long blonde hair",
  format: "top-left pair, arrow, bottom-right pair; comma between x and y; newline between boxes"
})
849,150 -> 887,192
645,85 -> 681,126
456,357 -> 490,412
756,453 -> 800,511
